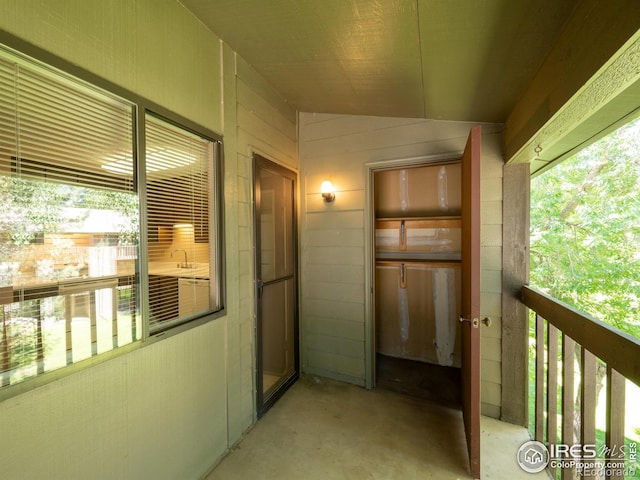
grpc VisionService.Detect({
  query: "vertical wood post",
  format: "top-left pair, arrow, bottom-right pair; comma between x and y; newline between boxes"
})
547,324 -> 559,478
562,334 -> 576,480
112,286 -> 119,349
581,349 -> 597,480
502,163 -> 530,426
535,314 -> 545,443
65,295 -> 73,365
36,299 -> 44,375
1,301 -> 11,387
90,291 -> 97,357
606,366 -> 625,480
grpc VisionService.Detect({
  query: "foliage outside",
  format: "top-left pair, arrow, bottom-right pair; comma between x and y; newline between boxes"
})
1,176 -> 138,382
529,117 -> 640,478
531,118 -> 640,335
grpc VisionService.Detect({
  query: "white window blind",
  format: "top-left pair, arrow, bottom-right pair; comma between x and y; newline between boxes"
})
0,49 -> 138,388
145,114 -> 216,331
0,44 -> 224,394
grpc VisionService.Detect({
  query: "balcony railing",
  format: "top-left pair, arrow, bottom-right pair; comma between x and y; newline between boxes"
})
1,246 -> 139,390
522,286 -> 640,479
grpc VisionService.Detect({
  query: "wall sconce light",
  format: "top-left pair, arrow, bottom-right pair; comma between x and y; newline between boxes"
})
321,181 -> 335,203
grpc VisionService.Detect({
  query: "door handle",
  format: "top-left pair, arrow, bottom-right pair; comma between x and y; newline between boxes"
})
256,280 -> 264,299
459,317 -> 491,328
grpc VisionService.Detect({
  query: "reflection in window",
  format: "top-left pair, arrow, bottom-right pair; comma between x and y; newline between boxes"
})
0,43 -> 224,393
0,47 -> 138,387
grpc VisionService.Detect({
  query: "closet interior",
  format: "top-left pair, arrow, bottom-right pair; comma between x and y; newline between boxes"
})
374,161 -> 463,406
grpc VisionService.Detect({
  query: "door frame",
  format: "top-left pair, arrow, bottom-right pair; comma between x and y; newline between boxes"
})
364,152 -> 464,389
253,153 -> 300,418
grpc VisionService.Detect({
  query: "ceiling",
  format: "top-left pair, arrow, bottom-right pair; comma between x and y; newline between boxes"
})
180,0 -> 580,123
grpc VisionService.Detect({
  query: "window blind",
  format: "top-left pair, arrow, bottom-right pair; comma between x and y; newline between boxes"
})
145,114 -> 214,330
0,43 -> 224,393
0,49 -> 138,389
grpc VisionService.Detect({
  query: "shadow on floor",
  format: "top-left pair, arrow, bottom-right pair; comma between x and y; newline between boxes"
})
375,353 -> 462,408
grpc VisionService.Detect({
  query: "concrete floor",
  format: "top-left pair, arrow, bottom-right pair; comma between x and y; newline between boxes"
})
204,375 -> 549,479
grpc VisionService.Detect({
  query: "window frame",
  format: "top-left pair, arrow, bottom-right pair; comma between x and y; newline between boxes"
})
0,33 -> 226,401
139,109 -> 226,340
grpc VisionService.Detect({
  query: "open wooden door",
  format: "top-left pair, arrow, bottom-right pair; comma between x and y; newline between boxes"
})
461,125 -> 482,479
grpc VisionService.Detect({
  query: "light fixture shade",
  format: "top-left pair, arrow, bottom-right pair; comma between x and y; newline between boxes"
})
321,181 -> 335,203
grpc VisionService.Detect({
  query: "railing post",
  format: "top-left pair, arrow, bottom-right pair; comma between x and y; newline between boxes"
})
581,349 -> 597,480
1,303 -> 10,387
535,313 -> 546,443
562,334 -> 576,480
605,366 -> 625,480
521,287 -> 640,480
112,286 -> 119,349
65,295 -> 73,365
547,324 -> 559,478
90,291 -> 98,356
36,299 -> 44,374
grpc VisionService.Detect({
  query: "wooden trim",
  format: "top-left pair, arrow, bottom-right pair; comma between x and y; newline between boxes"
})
535,314 -> 545,443
561,334 -> 576,480
375,261 -> 461,270
522,286 -> 640,386
505,1 -> 640,164
547,324 -> 559,478
606,366 -> 625,479
581,349 -> 597,480
501,163 -> 530,426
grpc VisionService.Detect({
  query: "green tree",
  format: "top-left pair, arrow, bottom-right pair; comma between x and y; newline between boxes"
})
530,117 -> 640,455
0,175 -> 138,381
531,118 -> 640,336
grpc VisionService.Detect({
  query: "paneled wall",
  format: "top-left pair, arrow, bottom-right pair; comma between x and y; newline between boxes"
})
299,113 -> 503,418
0,0 -> 222,133
0,1 -> 297,478
223,49 -> 298,442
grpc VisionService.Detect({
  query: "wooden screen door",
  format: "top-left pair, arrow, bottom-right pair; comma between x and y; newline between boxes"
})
461,125 -> 482,479
253,154 -> 299,418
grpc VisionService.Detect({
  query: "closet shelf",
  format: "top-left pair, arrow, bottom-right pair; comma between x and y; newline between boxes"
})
376,216 -> 461,227
375,251 -> 461,262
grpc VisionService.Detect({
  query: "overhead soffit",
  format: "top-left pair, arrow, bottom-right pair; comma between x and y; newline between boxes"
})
180,0 -> 579,123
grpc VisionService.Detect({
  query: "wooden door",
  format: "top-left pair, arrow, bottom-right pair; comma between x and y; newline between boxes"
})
461,125 -> 482,479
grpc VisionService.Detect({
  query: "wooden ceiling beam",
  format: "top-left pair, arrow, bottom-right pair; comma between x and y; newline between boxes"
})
505,0 -> 640,167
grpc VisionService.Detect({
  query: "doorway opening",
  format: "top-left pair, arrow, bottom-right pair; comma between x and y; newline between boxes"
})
253,154 -> 299,417
367,127 -> 482,478
372,160 -> 463,407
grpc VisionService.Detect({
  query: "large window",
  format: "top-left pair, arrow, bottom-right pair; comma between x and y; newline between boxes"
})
0,45 -> 223,392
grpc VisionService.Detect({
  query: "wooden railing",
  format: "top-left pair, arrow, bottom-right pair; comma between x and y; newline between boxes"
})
522,286 -> 640,480
1,277 -> 138,390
